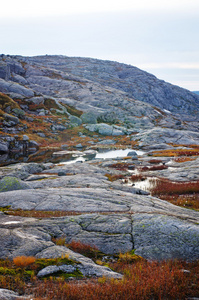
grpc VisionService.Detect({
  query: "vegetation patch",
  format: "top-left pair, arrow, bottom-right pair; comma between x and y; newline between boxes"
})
108,162 -> 133,171
174,157 -> 195,163
0,93 -> 20,111
4,209 -> 83,218
151,179 -> 199,210
105,173 -> 126,182
44,98 -> 60,110
152,148 -> 199,157
139,165 -> 168,172
61,103 -> 83,117
67,240 -> 102,260
0,257 -> 198,299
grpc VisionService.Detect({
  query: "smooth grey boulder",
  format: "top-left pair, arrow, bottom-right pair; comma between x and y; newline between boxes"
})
127,151 -> 137,157
0,176 -> 31,192
69,115 -> 82,126
97,123 -> 113,135
37,264 -> 76,277
80,112 -> 97,124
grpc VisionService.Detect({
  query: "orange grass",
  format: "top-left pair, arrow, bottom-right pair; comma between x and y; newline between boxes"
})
13,256 -> 36,268
174,157 -> 195,163
152,148 -> 199,157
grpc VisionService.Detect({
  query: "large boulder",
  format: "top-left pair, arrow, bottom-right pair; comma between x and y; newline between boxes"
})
69,115 -> 82,126
0,176 -> 31,192
81,112 -> 97,124
36,246 -> 122,279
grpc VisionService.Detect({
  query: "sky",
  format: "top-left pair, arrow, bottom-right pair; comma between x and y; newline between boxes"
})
1,0 -> 199,91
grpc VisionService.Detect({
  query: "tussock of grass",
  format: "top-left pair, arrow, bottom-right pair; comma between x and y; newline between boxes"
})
0,93 -> 20,111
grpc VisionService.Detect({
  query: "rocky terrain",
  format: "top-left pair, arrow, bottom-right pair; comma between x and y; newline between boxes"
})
0,54 -> 199,299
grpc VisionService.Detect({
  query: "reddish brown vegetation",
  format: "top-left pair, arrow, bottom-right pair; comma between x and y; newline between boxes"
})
151,179 -> 199,196
148,159 -> 163,164
159,194 -> 199,210
6,209 -> 82,218
129,174 -> 146,182
109,163 -> 132,171
151,179 -> 199,210
67,241 -> 100,259
139,165 -> 168,172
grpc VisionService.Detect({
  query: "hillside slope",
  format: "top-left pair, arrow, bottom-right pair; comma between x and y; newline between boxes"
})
18,55 -> 199,119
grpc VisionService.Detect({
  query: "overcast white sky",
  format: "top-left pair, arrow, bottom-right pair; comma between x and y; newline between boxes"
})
1,0 -> 199,91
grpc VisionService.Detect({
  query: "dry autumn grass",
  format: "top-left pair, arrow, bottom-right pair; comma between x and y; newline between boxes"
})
152,148 -> 199,157
0,255 -> 198,300
151,179 -> 199,210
